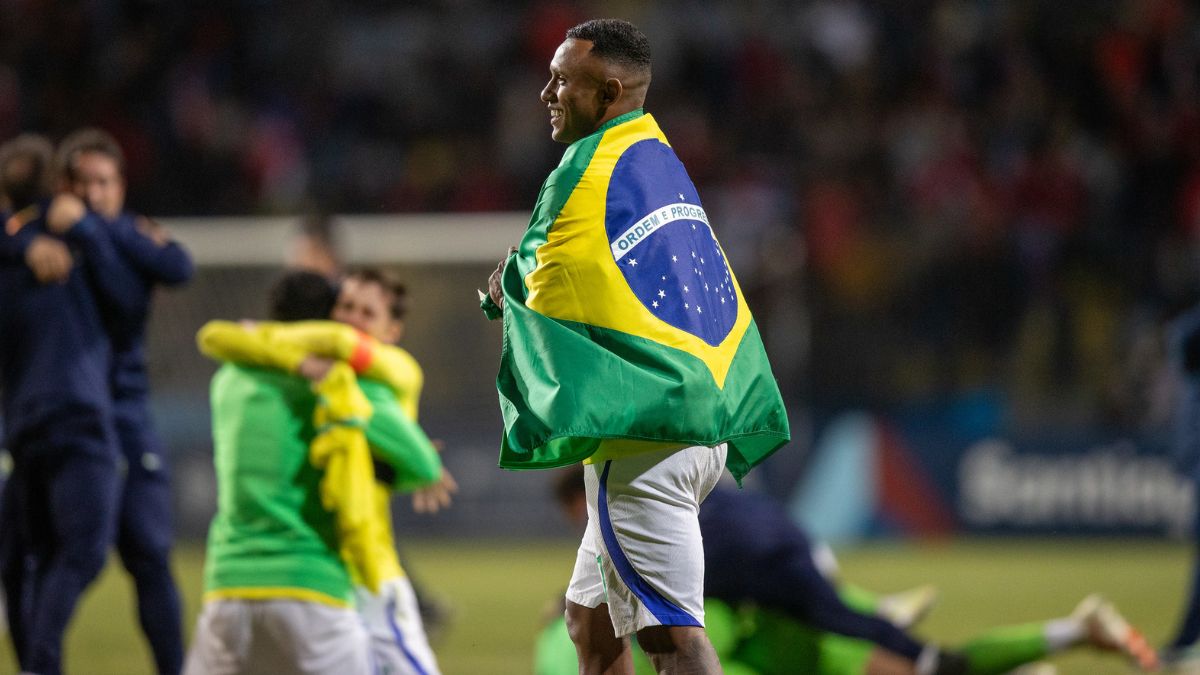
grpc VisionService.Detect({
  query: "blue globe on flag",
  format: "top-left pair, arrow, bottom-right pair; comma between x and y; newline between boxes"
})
604,139 -> 738,347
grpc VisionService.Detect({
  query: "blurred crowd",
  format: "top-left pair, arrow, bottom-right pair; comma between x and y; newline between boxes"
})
3,0 -> 1198,427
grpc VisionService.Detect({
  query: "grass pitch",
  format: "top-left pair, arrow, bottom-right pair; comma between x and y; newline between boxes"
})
0,538 -> 1188,674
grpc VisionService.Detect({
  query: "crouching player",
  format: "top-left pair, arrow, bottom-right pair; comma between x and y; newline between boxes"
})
194,268 -> 450,675
539,467 -> 1159,675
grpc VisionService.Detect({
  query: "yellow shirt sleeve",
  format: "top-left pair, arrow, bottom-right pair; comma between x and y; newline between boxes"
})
367,344 -> 424,421
196,320 -> 308,372
196,319 -> 427,427
259,322 -> 423,415
255,321 -> 362,363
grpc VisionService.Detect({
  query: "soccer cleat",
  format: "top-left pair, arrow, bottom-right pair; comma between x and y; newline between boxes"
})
1072,594 -> 1160,671
877,584 -> 939,629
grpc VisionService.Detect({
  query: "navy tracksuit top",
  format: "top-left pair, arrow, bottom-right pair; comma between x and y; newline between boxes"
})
0,206 -> 192,455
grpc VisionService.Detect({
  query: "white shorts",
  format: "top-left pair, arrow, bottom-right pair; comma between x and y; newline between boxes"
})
183,598 -> 371,675
356,577 -> 441,675
565,443 -> 727,637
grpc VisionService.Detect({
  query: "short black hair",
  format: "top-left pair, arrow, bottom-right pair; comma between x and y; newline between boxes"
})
0,134 -> 54,211
344,267 -> 408,321
566,19 -> 651,72
268,270 -> 337,321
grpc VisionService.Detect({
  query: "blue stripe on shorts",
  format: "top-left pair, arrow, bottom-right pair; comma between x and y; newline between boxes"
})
597,460 -> 702,627
386,595 -> 431,675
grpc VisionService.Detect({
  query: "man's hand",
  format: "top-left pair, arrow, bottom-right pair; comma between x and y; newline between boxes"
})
135,216 -> 171,247
487,246 -> 518,313
297,355 -> 335,381
24,235 -> 73,283
45,194 -> 87,235
412,467 -> 458,514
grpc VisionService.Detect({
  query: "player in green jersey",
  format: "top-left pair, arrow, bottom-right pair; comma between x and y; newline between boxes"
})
183,271 -> 443,675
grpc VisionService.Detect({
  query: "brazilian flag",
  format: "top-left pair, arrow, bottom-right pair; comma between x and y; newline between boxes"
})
489,109 -> 789,480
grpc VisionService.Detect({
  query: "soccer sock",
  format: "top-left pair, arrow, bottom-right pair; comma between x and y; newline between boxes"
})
1043,617 -> 1085,652
957,623 -> 1050,675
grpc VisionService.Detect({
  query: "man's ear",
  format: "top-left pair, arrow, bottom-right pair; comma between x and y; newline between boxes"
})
602,78 -> 624,106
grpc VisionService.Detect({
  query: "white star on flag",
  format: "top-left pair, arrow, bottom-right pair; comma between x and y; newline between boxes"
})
610,192 -> 738,346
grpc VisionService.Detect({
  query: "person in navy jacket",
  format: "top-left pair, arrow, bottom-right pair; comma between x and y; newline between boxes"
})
56,128 -> 193,675
0,133 -> 136,675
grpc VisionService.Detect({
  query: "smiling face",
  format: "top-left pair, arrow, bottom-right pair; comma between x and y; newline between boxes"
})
332,277 -> 404,344
540,38 -> 611,144
69,150 -> 125,220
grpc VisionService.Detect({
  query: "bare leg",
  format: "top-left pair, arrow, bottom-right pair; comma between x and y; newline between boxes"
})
566,600 -> 634,675
637,625 -> 720,674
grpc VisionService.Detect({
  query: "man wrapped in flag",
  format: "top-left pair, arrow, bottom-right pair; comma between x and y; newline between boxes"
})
482,18 -> 790,675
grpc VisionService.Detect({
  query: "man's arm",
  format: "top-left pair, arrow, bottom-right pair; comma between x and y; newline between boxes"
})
196,320 -> 310,372
46,194 -> 146,325
260,321 -> 422,400
204,321 -> 407,397
108,215 -> 194,286
198,319 -> 444,490
360,380 -> 443,492
16,235 -> 73,283
2,204 -> 74,282
197,320 -> 424,398
1,207 -> 43,264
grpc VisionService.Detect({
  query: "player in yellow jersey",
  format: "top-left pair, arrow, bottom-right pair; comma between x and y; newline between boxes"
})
331,269 -> 454,675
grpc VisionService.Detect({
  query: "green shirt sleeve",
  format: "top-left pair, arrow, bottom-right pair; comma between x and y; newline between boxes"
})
360,379 -> 442,492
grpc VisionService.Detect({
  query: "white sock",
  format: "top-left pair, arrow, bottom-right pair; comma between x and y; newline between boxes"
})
1044,618 -> 1085,652
915,644 -> 940,675
810,542 -> 840,580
